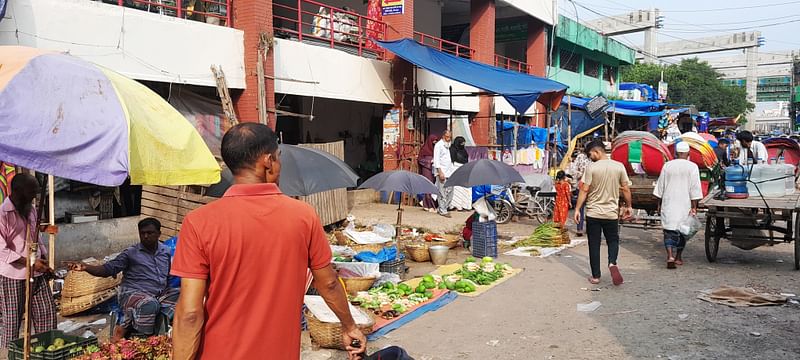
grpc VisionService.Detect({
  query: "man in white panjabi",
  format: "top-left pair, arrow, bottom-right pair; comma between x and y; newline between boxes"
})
433,130 -> 455,218
653,141 -> 703,269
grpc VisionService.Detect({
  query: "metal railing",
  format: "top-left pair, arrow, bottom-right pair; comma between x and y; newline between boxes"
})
273,0 -> 387,60
413,32 -> 474,59
494,54 -> 531,74
98,0 -> 230,26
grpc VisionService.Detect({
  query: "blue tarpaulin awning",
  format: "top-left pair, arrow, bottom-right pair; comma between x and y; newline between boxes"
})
377,39 -> 568,113
562,96 -> 665,117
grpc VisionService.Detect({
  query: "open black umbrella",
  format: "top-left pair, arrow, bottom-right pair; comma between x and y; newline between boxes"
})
206,144 -> 359,197
358,170 -> 438,228
445,159 -> 524,187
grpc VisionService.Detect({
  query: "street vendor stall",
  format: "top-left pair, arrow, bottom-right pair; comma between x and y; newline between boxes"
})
0,45 -> 220,359
701,191 -> 800,270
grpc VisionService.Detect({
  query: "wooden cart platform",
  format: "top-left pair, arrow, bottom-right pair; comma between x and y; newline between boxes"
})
700,191 -> 800,270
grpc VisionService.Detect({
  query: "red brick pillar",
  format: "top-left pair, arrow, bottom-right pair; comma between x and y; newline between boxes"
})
232,0 -> 276,128
527,19 -> 547,127
526,18 -> 547,77
469,0 -> 496,145
383,1 -> 414,171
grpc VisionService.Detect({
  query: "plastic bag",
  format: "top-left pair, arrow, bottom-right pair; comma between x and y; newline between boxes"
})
372,223 -> 396,239
163,237 -> 181,288
333,262 -> 380,278
677,216 -> 702,239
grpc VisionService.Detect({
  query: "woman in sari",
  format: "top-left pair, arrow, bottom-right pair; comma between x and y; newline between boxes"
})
418,134 -> 439,212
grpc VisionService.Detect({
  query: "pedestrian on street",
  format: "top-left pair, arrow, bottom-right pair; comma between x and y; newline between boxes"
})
654,142 -> 703,269
68,218 -> 179,341
574,140 -> 632,285
715,138 -> 731,167
552,171 -> 571,228
171,123 -> 366,359
418,134 -> 440,212
567,151 -> 592,236
0,173 -> 56,348
433,130 -> 454,218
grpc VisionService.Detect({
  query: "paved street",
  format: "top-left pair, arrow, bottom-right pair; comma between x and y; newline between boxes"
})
346,204 -> 800,360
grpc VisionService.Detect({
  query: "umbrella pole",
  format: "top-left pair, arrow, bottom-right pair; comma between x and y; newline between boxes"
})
396,200 -> 403,232
47,175 -> 55,288
23,177 -> 48,360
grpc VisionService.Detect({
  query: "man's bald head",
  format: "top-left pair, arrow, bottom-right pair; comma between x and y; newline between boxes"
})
221,123 -> 279,175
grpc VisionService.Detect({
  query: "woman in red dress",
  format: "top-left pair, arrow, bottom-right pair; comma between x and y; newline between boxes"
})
552,171 -> 572,228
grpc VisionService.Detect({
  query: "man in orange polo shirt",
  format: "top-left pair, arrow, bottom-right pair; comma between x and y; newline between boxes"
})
171,123 -> 366,359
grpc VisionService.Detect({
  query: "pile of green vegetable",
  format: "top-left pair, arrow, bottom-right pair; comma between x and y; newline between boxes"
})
352,278 -> 439,314
513,222 -> 568,248
442,257 -> 514,292
28,337 -> 82,354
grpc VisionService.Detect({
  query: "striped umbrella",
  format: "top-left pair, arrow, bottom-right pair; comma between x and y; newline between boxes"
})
0,46 -> 220,186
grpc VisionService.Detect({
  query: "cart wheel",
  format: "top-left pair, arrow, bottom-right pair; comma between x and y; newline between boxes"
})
493,200 -> 513,224
705,216 -> 720,262
795,213 -> 800,270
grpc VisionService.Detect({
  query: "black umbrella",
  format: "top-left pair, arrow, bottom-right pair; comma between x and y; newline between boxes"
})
206,144 -> 359,197
444,159 -> 524,187
359,170 -> 438,228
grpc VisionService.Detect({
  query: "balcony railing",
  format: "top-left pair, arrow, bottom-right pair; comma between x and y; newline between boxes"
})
413,32 -> 474,59
97,0 -> 230,26
494,54 -> 531,74
273,0 -> 387,60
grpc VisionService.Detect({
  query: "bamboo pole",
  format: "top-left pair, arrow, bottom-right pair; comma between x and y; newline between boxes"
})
23,178 -> 47,360
47,175 -> 55,288
567,96 -> 572,149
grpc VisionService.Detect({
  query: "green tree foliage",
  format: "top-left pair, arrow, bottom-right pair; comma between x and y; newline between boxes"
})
620,58 -> 754,117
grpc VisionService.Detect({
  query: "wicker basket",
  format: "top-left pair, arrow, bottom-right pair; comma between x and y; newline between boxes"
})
341,276 -> 377,296
60,287 -> 117,316
305,309 -> 375,350
405,244 -> 431,262
62,269 -> 121,298
350,242 -> 388,254
434,234 -> 461,249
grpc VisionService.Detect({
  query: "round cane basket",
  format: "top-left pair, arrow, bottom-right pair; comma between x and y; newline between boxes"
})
429,234 -> 460,249
341,276 -> 377,296
405,244 -> 431,262
60,288 -> 117,316
305,310 -> 375,350
62,270 -> 121,298
350,242 -> 388,254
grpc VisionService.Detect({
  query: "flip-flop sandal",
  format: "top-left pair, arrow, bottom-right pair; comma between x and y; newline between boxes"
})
588,277 -> 600,285
667,258 -> 676,269
675,260 -> 684,266
609,265 -> 624,285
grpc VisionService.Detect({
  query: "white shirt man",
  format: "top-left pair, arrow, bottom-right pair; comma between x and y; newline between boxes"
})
653,141 -> 703,268
735,139 -> 768,165
432,130 -> 454,217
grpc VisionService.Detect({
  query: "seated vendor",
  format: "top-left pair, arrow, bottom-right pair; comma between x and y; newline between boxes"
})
68,218 -> 178,341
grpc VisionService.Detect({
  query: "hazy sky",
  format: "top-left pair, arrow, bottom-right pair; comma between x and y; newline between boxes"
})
561,0 -> 800,61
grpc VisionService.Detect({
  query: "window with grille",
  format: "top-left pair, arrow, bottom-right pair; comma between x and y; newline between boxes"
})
584,59 -> 600,78
559,49 -> 580,73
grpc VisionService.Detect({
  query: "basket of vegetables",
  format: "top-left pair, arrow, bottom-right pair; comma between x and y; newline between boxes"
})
305,309 -> 375,350
404,243 -> 431,262
424,233 -> 460,249
9,330 -> 97,360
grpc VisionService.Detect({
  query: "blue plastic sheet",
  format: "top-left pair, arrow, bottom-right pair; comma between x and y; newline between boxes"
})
355,246 -> 399,263
164,236 -> 181,288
